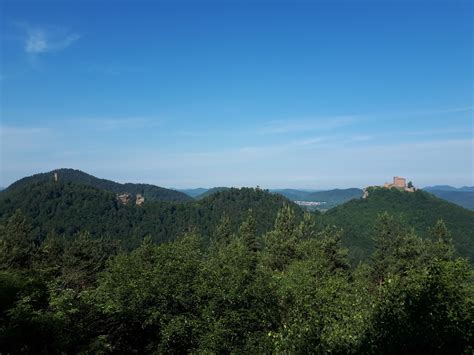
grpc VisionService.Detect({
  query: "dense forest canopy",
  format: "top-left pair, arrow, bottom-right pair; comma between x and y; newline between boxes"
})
321,187 -> 474,264
1,176 -> 473,264
0,181 -> 298,250
0,206 -> 472,353
0,172 -> 473,353
3,169 -> 191,202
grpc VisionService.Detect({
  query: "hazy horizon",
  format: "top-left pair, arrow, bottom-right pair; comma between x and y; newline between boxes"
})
2,167 -> 473,191
1,1 -> 473,188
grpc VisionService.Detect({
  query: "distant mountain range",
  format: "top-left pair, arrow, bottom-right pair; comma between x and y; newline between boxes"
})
270,189 -> 323,201
422,185 -> 474,211
179,187 -> 362,209
276,188 -> 363,208
423,185 -> 474,192
179,184 -> 474,211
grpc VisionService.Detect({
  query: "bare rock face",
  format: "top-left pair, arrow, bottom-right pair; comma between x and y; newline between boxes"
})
117,193 -> 131,204
362,188 -> 369,199
136,194 -> 145,206
117,193 -> 145,205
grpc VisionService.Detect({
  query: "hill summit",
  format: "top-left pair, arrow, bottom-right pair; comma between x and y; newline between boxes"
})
3,168 -> 191,203
322,186 -> 474,263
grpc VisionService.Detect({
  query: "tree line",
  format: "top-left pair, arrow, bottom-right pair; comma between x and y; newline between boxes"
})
0,206 -> 472,353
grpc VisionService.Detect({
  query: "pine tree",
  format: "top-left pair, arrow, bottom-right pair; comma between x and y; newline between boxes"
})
0,209 -> 37,270
239,210 -> 259,253
211,213 -> 232,248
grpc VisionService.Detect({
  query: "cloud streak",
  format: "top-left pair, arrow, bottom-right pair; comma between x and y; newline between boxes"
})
258,115 -> 360,134
20,24 -> 80,55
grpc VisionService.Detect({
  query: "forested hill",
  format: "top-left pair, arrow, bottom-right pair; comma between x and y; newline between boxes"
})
322,187 -> 474,263
3,168 -> 191,202
0,180 -> 298,249
196,187 -> 230,199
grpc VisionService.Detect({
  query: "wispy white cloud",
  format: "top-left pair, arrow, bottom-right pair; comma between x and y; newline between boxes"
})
258,115 -> 360,134
14,23 -> 80,55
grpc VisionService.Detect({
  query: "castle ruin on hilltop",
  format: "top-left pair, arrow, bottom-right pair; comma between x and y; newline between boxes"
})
383,176 -> 415,192
363,176 -> 416,198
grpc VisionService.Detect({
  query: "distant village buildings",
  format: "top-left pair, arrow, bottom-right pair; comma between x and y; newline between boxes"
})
295,200 -> 327,207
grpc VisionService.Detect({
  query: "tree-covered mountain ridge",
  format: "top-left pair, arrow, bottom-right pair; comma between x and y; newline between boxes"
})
1,185 -> 472,353
3,168 -> 192,202
321,186 -> 474,263
0,178 -> 298,250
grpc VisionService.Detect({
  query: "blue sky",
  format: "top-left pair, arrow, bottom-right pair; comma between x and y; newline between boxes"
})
1,0 -> 472,189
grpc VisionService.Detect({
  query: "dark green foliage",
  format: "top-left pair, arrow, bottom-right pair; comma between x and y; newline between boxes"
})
366,260 -> 473,354
322,187 -> 474,264
210,213 -> 232,247
0,210 -> 37,270
263,204 -> 300,272
239,211 -> 259,253
195,186 -> 229,199
197,238 -> 278,353
3,168 -> 191,202
0,174 -> 473,353
0,181 -> 298,250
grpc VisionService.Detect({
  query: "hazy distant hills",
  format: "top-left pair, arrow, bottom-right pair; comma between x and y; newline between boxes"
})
181,184 -> 473,211
178,188 -> 209,198
322,187 -> 474,263
270,188 -> 363,209
270,189 -> 321,201
3,169 -> 192,203
422,185 -> 474,211
424,185 -> 474,192
189,187 -> 363,208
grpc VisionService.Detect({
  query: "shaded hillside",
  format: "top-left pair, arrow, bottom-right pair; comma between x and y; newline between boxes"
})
271,189 -> 317,201
423,190 -> 474,211
322,187 -> 474,263
4,169 -> 191,202
197,187 -> 302,234
196,187 -> 230,199
178,188 -> 209,198
422,186 -> 474,210
0,181 -> 298,249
